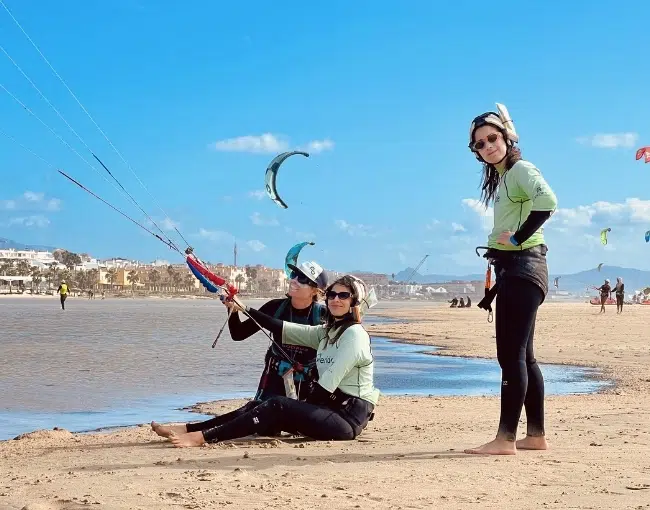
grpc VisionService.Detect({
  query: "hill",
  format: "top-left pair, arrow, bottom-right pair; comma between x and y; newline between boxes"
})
395,265 -> 650,294
0,237 -> 58,252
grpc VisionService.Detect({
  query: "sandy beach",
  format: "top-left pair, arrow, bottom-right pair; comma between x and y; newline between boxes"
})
2,302 -> 649,510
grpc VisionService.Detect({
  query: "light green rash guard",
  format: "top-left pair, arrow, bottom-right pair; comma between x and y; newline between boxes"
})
488,160 -> 558,250
282,322 -> 380,406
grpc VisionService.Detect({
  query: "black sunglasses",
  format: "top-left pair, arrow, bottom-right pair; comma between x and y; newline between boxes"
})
326,290 -> 351,300
290,270 -> 316,286
471,132 -> 500,151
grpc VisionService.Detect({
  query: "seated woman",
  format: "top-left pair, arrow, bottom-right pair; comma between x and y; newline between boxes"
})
167,274 -> 380,447
151,260 -> 328,439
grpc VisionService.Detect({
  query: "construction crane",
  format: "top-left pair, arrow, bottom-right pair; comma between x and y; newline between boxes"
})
403,254 -> 429,284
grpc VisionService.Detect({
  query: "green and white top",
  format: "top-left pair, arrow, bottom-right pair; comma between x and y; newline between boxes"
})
282,322 -> 380,406
488,160 -> 558,250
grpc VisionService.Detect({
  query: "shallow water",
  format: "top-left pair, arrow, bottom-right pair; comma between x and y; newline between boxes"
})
0,297 -> 608,440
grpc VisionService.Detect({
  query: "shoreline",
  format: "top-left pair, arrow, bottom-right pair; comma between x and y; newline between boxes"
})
1,302 -> 649,509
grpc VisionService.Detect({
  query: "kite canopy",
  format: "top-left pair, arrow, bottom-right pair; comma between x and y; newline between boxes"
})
600,228 -> 611,245
645,230 -> 650,243
284,241 -> 315,279
597,263 -> 604,272
636,146 -> 650,163
265,151 -> 310,209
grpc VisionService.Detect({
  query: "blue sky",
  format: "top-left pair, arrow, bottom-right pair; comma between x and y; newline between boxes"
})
1,0 -> 649,276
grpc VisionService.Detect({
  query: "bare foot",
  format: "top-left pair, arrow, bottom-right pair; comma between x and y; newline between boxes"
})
169,431 -> 206,448
151,421 -> 187,438
464,438 -> 516,455
516,435 -> 548,450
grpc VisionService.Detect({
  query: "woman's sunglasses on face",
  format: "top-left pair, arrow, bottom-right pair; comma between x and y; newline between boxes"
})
326,290 -> 351,301
471,132 -> 499,151
290,270 -> 315,287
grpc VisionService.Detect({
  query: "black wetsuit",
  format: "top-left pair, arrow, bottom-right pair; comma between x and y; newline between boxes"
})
598,284 -> 611,313
196,308 -> 375,444
614,283 -> 624,313
479,210 -> 553,441
186,298 -> 326,435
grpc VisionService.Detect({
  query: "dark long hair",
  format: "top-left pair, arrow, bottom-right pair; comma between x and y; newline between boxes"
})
478,144 -> 522,206
323,275 -> 365,345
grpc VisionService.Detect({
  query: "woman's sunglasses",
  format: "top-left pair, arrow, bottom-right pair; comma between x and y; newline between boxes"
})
326,290 -> 351,300
290,270 -> 316,287
471,132 -> 499,151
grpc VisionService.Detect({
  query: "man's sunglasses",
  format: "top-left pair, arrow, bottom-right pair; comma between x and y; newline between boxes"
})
326,290 -> 351,300
471,132 -> 499,151
290,270 -> 316,287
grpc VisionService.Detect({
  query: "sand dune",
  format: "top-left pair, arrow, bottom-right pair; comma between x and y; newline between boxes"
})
1,302 -> 649,510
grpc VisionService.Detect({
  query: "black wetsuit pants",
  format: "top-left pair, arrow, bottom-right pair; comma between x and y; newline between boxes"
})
616,294 -> 624,312
495,276 -> 545,440
60,294 -> 67,310
196,396 -> 370,443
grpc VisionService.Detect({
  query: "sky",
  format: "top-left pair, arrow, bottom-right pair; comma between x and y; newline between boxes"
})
1,0 -> 649,276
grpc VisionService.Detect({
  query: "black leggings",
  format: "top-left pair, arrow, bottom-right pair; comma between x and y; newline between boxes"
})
495,276 -> 545,440
616,294 -> 624,312
60,294 -> 67,310
186,400 -> 273,434
199,396 -> 364,443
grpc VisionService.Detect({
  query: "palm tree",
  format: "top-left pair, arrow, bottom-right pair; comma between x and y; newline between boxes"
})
87,269 -> 99,292
172,271 -> 182,292
105,268 -> 118,290
30,266 -> 42,294
166,265 -> 176,292
184,272 -> 196,292
235,273 -> 245,291
127,269 -> 140,294
148,269 -> 161,292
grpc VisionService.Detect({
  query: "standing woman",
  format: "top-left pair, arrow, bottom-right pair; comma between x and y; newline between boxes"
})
466,105 -> 558,455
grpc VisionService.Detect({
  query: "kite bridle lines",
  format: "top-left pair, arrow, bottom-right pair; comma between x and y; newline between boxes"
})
0,1 -> 298,363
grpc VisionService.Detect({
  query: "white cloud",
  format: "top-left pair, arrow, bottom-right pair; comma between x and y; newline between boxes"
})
23,191 -> 44,202
198,228 -> 234,243
426,219 -> 441,230
212,133 -> 335,155
284,226 -> 316,240
451,222 -> 466,233
213,133 -> 289,153
550,198 -> 650,228
301,138 -> 334,154
576,132 -> 638,149
160,217 -> 179,231
335,219 -> 375,237
45,198 -> 61,211
248,190 -> 266,200
461,198 -> 494,231
0,191 -> 62,212
250,212 -> 279,227
4,215 -> 50,228
247,240 -> 266,252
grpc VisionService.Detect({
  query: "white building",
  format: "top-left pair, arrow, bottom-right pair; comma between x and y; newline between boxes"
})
0,248 -> 63,269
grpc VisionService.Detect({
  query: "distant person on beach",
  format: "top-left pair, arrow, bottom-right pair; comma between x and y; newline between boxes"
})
597,279 -> 611,314
467,106 -> 557,455
56,280 -> 68,310
613,277 -> 624,314
466,296 -> 471,308
165,275 -> 378,448
152,260 -> 328,440
449,297 -> 458,308
458,297 -> 465,308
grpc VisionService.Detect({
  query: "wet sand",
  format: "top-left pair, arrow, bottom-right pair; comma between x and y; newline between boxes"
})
1,302 -> 650,510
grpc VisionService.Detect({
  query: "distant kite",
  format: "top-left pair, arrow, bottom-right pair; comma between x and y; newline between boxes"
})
636,146 -> 650,163
645,230 -> 650,243
597,263 -> 604,272
600,228 -> 611,245
265,151 -> 310,209
553,277 -> 560,288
